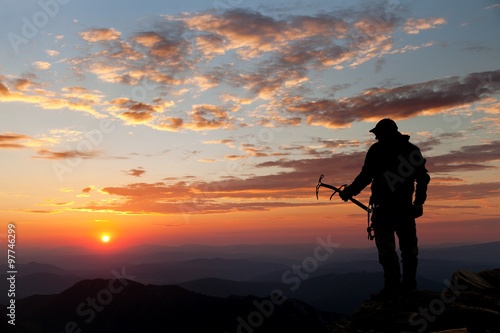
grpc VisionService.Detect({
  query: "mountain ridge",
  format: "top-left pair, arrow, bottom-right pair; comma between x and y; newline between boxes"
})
6,278 -> 336,333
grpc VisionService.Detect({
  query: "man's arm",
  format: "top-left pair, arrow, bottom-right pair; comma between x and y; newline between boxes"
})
412,147 -> 430,218
413,149 -> 430,206
339,148 -> 374,201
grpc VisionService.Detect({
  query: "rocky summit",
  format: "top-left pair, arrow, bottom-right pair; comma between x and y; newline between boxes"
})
330,269 -> 500,333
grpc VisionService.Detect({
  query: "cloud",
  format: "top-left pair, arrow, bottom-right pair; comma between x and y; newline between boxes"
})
0,133 -> 31,149
182,9 -> 289,58
82,186 -> 94,193
203,139 -> 237,148
0,76 -> 106,118
6,6 -> 492,135
18,209 -> 61,214
33,61 -> 51,70
428,140 -> 500,173
429,182 -> 500,201
0,82 -> 9,96
107,97 -> 175,125
152,117 -> 184,131
108,98 -> 164,124
404,17 -> 446,34
74,138 -> 500,216
485,4 -> 500,10
75,152 -> 365,215
224,155 -> 246,160
33,148 -> 101,160
124,168 -> 146,177
283,69 -> 500,128
79,28 -> 122,42
77,180 -> 325,215
185,104 -> 235,130
64,5 -> 414,129
45,50 -> 60,57
13,78 -> 32,91
132,32 -> 164,48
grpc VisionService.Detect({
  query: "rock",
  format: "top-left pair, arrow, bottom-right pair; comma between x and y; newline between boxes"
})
330,268 -> 500,333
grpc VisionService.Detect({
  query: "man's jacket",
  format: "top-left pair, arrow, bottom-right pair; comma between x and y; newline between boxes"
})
349,132 -> 430,213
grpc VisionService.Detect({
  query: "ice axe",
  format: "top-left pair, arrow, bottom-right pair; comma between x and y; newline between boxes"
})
316,174 -> 374,240
316,174 -> 370,212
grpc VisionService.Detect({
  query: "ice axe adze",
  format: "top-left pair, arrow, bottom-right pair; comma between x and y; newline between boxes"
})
316,174 -> 375,240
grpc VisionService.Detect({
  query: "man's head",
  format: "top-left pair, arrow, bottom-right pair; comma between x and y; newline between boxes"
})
369,118 -> 398,141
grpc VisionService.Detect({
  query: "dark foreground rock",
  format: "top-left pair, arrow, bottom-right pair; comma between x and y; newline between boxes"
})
330,268 -> 500,333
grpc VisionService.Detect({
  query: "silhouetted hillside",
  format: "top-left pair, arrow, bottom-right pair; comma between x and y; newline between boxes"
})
0,262 -> 69,276
126,258 -> 289,284
419,241 -> 500,264
180,271 -> 442,313
9,278 -> 336,333
250,258 -> 493,286
0,272 -> 82,304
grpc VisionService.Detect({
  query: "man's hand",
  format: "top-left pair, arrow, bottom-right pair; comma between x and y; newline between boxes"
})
413,204 -> 423,218
339,186 -> 354,202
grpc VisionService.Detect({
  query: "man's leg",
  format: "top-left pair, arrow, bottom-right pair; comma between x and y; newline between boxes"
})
396,217 -> 418,291
374,221 -> 401,291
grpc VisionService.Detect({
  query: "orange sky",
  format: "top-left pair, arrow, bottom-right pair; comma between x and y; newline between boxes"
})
1,0 -> 500,251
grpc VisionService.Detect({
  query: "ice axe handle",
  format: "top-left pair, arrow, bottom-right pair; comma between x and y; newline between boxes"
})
328,183 -> 370,211
349,197 -> 370,212
316,174 -> 370,212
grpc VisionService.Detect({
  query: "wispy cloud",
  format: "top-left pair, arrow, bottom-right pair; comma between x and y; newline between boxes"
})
73,138 -> 500,215
0,76 -> 106,118
403,17 -> 446,34
82,186 -> 94,193
185,104 -> 235,130
283,70 -> 500,128
79,28 -> 121,42
33,148 -> 101,160
428,140 -> 500,173
61,5 -> 425,130
124,168 -> 146,177
33,61 -> 52,70
203,139 -> 237,148
2,6 -> 481,132
0,133 -> 31,149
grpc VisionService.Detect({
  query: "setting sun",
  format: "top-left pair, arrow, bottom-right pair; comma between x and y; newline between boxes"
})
101,235 -> 110,243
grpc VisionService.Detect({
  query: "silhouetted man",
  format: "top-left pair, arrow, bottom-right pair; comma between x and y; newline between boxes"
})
340,118 -> 430,294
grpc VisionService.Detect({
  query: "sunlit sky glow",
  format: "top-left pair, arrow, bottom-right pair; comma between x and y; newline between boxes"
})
1,0 -> 499,249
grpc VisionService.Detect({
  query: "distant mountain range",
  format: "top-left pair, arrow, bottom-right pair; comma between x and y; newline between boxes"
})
1,241 -> 498,316
3,278 -> 336,333
179,272 -> 443,313
15,241 -> 500,268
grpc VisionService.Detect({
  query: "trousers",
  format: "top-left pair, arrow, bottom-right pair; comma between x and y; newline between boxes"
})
371,208 -> 419,289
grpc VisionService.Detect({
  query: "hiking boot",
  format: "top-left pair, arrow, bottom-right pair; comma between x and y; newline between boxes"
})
371,280 -> 401,300
370,287 -> 400,301
402,278 -> 417,293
